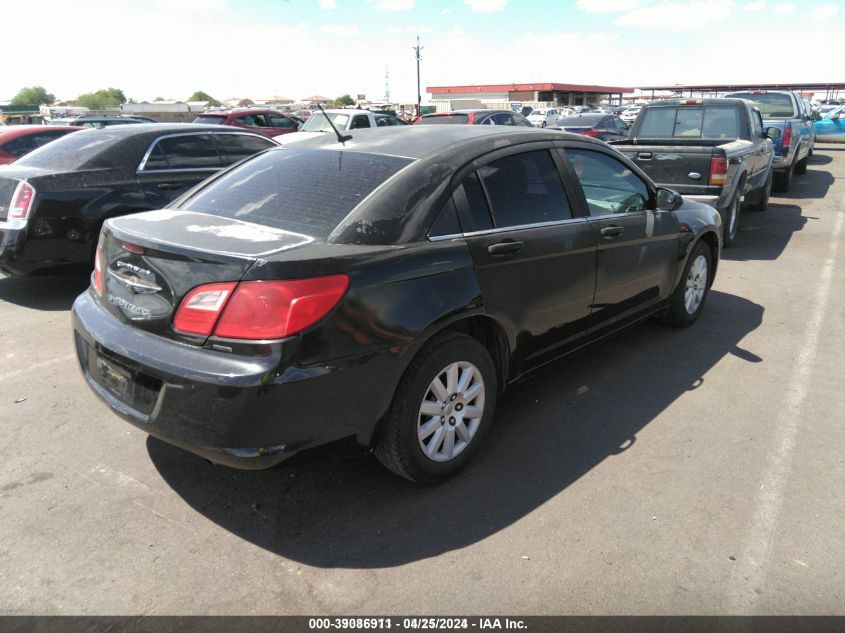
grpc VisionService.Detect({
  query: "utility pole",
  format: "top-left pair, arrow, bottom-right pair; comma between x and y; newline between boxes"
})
384,65 -> 390,103
413,35 -> 423,117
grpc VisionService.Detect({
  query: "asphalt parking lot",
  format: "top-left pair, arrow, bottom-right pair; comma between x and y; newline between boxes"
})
1,146 -> 844,616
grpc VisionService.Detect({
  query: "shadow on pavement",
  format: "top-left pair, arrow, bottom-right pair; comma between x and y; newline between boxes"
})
148,289 -> 764,569
727,203 -> 806,262
0,273 -> 89,311
807,154 -> 832,166
775,166 -> 835,201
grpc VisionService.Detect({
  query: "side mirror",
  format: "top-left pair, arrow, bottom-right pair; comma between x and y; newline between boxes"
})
656,187 -> 683,211
811,111 -> 822,121
765,127 -> 782,139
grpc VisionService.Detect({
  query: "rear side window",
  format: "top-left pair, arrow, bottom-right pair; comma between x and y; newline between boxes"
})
728,92 -> 796,118
638,106 -> 740,140
458,172 -> 494,232
13,129 -> 124,170
215,134 -> 275,165
268,114 -> 297,129
144,134 -> 223,170
478,150 -> 571,227
178,149 -> 413,239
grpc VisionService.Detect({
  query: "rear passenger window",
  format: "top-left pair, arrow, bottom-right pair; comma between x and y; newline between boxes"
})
154,134 -> 223,170
215,134 -> 274,165
429,197 -> 462,237
350,116 -> 371,129
478,150 -> 571,227
458,172 -> 494,232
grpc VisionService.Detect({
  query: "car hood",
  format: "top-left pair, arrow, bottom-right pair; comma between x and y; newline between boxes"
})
273,131 -> 326,146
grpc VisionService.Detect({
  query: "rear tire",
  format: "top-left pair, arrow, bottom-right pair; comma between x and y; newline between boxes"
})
721,194 -> 741,248
773,158 -> 795,192
744,170 -> 771,211
375,332 -> 498,483
660,241 -> 712,327
795,155 -> 808,175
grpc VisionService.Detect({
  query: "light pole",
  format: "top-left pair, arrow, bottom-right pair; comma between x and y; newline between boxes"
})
414,35 -> 423,117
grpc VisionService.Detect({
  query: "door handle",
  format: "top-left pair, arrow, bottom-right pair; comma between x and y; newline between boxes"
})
156,182 -> 183,190
600,225 -> 624,238
487,240 -> 524,256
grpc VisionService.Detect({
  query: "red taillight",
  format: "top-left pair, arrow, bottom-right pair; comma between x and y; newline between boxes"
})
173,282 -> 238,337
121,242 -> 145,254
577,129 -> 600,137
173,274 -> 349,340
467,112 -> 476,124
9,181 -> 35,220
782,126 -> 792,149
93,238 -> 105,296
682,99 -> 703,105
709,156 -> 728,186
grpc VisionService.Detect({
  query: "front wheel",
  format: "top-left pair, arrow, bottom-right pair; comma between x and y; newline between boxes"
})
375,332 -> 498,483
660,241 -> 712,327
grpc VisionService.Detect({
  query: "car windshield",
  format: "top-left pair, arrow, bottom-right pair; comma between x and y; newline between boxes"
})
300,112 -> 351,132
12,129 -> 125,170
728,92 -> 796,118
417,114 -> 470,125
177,148 -> 414,240
193,115 -> 226,125
556,115 -> 602,126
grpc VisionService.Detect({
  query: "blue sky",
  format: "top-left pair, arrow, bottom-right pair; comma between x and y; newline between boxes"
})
2,0 -> 843,103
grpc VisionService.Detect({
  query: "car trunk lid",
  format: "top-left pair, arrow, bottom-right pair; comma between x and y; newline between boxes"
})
96,209 -> 316,344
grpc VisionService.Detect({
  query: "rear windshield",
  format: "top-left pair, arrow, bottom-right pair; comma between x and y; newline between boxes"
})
556,115 -> 602,126
727,92 -> 796,118
192,115 -> 226,125
637,105 -> 741,140
177,148 -> 414,239
300,112 -> 351,132
417,114 -> 469,125
12,129 -> 125,170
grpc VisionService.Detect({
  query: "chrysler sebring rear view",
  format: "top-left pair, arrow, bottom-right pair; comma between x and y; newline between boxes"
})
72,125 -> 722,482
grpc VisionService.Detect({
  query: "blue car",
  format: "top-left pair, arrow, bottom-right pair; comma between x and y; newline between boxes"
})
814,105 -> 845,142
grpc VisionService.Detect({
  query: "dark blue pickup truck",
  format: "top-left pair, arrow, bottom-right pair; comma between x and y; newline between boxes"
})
723,90 -> 817,192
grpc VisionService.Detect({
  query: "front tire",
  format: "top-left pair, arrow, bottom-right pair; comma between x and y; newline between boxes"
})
660,241 -> 712,327
375,332 -> 498,483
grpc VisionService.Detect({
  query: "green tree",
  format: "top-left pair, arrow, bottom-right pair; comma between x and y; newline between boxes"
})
188,91 -> 221,106
334,94 -> 355,107
76,87 -> 127,110
10,86 -> 55,106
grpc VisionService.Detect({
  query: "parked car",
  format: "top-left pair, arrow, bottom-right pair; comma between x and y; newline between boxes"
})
814,104 -> 845,142
722,90 -> 816,192
526,108 -> 558,128
192,108 -> 301,138
71,125 -> 721,483
0,124 -> 277,276
274,109 -> 407,145
548,113 -> 629,142
48,115 -> 154,128
415,110 -> 533,126
610,98 -> 777,247
620,106 -> 642,124
0,125 -> 82,165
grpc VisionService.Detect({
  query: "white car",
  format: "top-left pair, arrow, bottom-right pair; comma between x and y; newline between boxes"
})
273,109 -> 405,145
525,109 -> 558,128
620,107 -> 642,124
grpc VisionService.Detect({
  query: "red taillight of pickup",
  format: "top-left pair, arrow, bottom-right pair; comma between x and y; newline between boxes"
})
576,129 -> 600,138
782,126 -> 792,150
174,275 -> 350,340
709,156 -> 728,186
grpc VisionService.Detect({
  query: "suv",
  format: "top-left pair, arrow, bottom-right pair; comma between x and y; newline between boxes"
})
192,108 -> 301,138
415,110 -> 533,126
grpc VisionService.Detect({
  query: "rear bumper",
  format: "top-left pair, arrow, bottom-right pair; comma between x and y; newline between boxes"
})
0,222 -> 28,275
72,290 -> 403,469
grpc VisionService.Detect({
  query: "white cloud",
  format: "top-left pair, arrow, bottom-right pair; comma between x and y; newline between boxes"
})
376,0 -> 413,10
387,25 -> 432,33
741,0 -> 765,10
464,0 -> 507,12
440,8 -> 451,13
448,27 -> 465,37
773,3 -> 794,13
320,24 -> 359,37
576,0 -> 641,12
589,32 -> 619,43
318,0 -> 337,9
615,1 -> 736,31
811,3 -> 839,19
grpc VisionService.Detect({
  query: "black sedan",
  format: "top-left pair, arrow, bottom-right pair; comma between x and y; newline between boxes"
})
71,125 -> 722,483
0,124 -> 277,276
549,113 -> 630,142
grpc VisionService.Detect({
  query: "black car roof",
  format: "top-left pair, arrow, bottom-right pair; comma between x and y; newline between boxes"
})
281,125 -> 598,162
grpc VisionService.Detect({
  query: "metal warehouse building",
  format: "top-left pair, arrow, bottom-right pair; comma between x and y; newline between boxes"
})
426,82 -> 632,107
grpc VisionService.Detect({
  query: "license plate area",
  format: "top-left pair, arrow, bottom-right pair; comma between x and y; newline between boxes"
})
96,356 -> 131,400
93,351 -> 162,415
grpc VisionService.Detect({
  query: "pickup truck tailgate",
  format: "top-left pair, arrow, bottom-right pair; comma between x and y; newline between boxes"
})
615,146 -> 715,193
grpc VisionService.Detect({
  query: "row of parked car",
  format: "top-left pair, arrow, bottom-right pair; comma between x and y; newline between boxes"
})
0,90 -> 827,482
